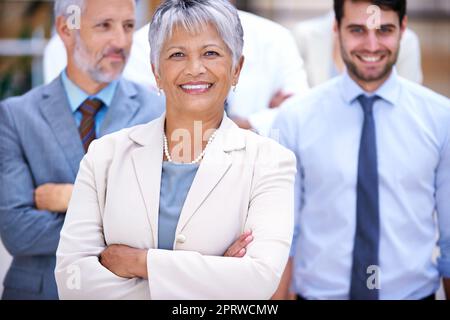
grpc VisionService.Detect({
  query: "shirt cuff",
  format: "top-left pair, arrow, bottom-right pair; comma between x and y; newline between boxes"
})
438,256 -> 450,278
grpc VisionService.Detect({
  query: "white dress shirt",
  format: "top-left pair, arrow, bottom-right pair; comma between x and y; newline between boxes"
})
43,10 -> 310,136
273,70 -> 450,299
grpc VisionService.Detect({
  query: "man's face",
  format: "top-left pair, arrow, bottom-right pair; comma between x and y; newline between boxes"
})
72,0 -> 135,83
337,0 -> 406,84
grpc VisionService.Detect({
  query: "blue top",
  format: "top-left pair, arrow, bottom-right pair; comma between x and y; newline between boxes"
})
61,69 -> 118,136
158,161 -> 199,250
273,69 -> 450,300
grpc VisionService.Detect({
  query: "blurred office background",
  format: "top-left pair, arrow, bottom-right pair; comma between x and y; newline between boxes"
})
0,0 -> 449,298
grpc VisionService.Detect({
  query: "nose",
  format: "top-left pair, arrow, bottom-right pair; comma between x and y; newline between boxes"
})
185,56 -> 206,77
111,25 -> 129,49
365,30 -> 380,52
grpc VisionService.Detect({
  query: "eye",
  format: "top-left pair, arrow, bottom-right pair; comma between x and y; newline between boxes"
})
124,22 -> 135,32
204,51 -> 220,57
96,22 -> 111,30
169,52 -> 185,58
378,26 -> 393,34
350,26 -> 364,34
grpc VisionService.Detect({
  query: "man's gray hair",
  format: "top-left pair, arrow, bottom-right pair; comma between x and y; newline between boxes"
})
54,0 -> 85,18
149,0 -> 244,72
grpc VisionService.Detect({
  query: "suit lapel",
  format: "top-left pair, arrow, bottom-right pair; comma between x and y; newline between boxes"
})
130,116 -> 165,247
128,114 -> 245,243
100,79 -> 140,136
39,77 -> 85,178
176,116 -> 245,233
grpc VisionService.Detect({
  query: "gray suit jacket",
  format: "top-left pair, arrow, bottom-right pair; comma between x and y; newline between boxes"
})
0,75 -> 164,299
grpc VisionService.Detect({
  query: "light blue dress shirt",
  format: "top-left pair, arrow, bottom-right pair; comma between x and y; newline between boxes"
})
61,70 -> 118,136
158,162 -> 199,250
273,70 -> 450,300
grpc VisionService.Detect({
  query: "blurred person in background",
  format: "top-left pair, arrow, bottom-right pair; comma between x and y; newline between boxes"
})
273,0 -> 449,300
0,0 -> 165,299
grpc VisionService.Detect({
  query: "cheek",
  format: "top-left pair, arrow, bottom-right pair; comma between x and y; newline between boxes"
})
382,38 -> 400,53
344,38 -> 365,53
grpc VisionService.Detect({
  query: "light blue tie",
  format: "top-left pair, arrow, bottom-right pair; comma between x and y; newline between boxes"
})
350,95 -> 380,300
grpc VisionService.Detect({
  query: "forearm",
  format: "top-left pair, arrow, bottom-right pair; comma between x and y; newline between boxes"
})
0,207 -> 65,256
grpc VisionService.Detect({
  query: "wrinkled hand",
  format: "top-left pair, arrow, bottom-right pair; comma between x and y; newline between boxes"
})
224,230 -> 253,257
35,183 -> 73,213
269,90 -> 293,109
100,244 -> 148,279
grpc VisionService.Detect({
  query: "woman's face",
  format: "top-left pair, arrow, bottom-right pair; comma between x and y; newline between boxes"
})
154,22 -> 243,115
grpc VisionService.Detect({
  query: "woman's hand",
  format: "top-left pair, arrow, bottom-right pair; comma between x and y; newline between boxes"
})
100,244 -> 148,279
223,230 -> 253,257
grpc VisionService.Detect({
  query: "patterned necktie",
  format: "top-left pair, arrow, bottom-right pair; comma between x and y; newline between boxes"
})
78,98 -> 103,153
349,95 -> 380,300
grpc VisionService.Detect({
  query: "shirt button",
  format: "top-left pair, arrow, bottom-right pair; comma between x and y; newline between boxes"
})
176,234 -> 186,243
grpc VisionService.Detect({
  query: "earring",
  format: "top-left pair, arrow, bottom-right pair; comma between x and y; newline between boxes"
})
157,88 -> 162,96
232,84 -> 237,92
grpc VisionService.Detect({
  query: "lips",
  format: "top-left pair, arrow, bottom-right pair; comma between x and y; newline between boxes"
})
179,82 -> 213,94
104,54 -> 125,62
355,53 -> 386,64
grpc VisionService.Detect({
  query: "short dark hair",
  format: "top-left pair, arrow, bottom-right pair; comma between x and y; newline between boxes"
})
334,0 -> 407,26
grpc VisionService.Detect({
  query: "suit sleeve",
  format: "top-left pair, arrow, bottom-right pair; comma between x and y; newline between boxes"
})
0,101 -> 65,257
55,140 -> 150,299
146,141 -> 296,299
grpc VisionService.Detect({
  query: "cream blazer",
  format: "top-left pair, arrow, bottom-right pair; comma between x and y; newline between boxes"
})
55,114 -> 296,300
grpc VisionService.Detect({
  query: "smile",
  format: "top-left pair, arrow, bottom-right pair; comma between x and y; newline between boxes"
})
356,54 -> 385,63
179,82 -> 213,94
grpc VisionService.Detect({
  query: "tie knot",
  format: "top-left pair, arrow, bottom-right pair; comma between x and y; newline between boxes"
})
79,98 -> 103,116
357,95 -> 379,114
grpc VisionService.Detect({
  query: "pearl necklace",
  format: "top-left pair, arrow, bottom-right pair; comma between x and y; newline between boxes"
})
163,130 -> 218,164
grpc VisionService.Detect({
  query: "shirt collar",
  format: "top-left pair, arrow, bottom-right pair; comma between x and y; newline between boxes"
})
61,69 -> 118,113
341,68 -> 401,106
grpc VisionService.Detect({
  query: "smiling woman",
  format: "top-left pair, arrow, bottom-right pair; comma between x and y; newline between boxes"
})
55,0 -> 297,300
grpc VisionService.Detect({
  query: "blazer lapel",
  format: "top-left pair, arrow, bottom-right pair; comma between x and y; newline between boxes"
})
39,76 -> 85,178
100,79 -> 140,136
129,115 -> 165,247
176,116 -> 245,233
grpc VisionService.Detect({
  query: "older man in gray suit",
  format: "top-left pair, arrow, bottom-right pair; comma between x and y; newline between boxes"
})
0,0 -> 164,299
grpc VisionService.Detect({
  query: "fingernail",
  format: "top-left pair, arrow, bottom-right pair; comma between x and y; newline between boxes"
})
239,248 -> 246,254
245,235 -> 253,242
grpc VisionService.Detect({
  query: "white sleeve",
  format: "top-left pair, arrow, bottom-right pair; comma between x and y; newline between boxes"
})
396,28 -> 423,84
55,142 -> 150,300
248,28 -> 309,135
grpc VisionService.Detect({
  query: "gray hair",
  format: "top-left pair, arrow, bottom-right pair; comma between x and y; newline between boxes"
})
54,0 -> 85,18
149,0 -> 244,73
